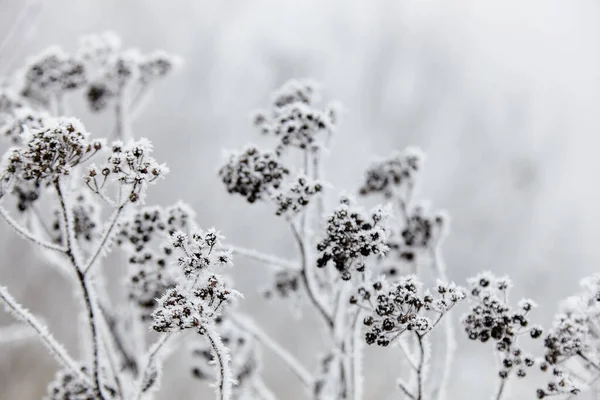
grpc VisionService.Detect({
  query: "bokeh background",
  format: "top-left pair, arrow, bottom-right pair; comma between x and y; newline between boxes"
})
1,0 -> 600,399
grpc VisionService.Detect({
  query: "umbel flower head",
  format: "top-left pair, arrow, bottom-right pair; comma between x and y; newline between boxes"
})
2,117 -> 103,185
359,147 -> 424,199
253,79 -> 339,155
51,190 -> 101,245
462,272 -> 542,381
273,174 -> 323,218
86,138 -> 168,203
350,275 -> 465,346
115,202 -> 196,320
19,47 -> 86,106
0,106 -> 49,145
219,145 -> 289,204
151,228 -> 238,333
316,196 -> 390,280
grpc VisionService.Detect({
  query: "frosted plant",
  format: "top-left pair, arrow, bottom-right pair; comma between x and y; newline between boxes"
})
3,33 -> 600,400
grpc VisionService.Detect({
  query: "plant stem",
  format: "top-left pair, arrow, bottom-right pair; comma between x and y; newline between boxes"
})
55,180 -> 105,400
0,205 -> 66,253
83,203 -> 125,275
229,246 -> 299,270
205,324 -> 233,400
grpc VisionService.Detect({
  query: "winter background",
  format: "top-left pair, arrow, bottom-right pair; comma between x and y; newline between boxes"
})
1,0 -> 599,399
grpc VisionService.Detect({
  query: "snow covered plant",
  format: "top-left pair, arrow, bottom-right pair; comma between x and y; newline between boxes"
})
2,33 -> 600,400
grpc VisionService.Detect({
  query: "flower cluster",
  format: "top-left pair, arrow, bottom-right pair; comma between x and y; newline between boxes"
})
219,146 -> 289,204
115,202 -> 195,319
190,319 -> 261,397
151,229 -> 237,333
537,274 -> 600,396
78,33 -> 178,112
535,366 -> 580,398
462,272 -> 543,380
44,367 -> 116,400
19,48 -> 86,106
253,79 -> 338,155
262,267 -> 301,300
273,175 -> 322,217
2,118 -> 102,185
351,275 -> 465,346
359,148 -> 424,199
86,138 -> 168,203
316,197 -> 389,280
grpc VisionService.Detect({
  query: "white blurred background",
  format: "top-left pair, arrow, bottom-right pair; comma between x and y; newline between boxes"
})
1,0 -> 600,398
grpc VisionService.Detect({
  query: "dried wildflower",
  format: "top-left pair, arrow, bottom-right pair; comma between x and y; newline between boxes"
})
316,197 -> 389,280
359,148 -> 424,199
77,32 -> 122,65
2,117 -> 103,185
273,174 -> 322,217
171,229 -> 233,278
463,272 -> 542,381
151,228 -> 238,333
85,51 -> 139,112
351,275 -> 465,346
219,146 -> 289,204
535,367 -> 580,398
11,179 -> 41,212
44,367 -> 116,400
253,79 -> 337,155
151,276 -> 236,333
20,47 -> 86,106
86,138 -> 168,203
401,204 -> 447,250
115,202 -> 195,319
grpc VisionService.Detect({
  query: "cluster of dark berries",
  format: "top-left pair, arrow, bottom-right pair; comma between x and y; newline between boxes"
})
316,197 -> 389,280
359,148 -> 424,199
273,175 -> 322,217
115,202 -> 195,319
51,191 -> 100,245
190,319 -> 260,397
151,227 -> 238,333
536,274 -> 600,396
3,118 -> 103,184
44,367 -> 116,400
350,275 -> 464,347
219,146 -> 289,204
170,229 -> 232,278
252,79 -> 338,155
462,272 -> 543,380
151,274 -> 236,333
20,48 -> 86,107
535,366 -> 580,398
401,204 -> 447,250
86,138 -> 168,203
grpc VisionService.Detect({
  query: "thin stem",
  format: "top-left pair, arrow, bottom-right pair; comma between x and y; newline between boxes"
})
0,205 -> 66,253
252,376 -> 277,400
83,204 -> 125,275
430,246 -> 456,400
229,246 -> 298,270
416,334 -> 426,400
398,378 -> 417,400
578,352 -> 600,373
205,324 -> 233,400
230,315 -> 313,388
289,222 -> 334,328
55,180 -> 105,400
495,379 -> 507,400
0,285 -> 89,384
